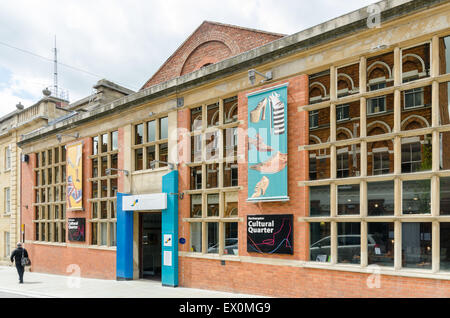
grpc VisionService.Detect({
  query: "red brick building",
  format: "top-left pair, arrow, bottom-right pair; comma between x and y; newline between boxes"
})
17,0 -> 450,297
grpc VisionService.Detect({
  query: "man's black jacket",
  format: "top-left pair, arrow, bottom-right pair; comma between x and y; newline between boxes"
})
10,247 -> 28,266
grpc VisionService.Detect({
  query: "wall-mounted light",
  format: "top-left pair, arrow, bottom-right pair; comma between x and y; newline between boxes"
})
56,132 -> 79,143
150,160 -> 176,170
105,168 -> 129,176
248,69 -> 273,85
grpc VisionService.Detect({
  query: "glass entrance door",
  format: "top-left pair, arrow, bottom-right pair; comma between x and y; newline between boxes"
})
140,212 -> 162,280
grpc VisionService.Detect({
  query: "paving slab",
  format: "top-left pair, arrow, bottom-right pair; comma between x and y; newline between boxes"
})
0,265 -> 265,298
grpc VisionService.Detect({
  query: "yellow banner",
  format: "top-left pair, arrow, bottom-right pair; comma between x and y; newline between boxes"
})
66,142 -> 83,210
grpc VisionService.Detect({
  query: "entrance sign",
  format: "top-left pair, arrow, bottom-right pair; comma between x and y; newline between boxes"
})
247,83 -> 289,202
122,193 -> 167,211
66,142 -> 83,211
247,214 -> 293,255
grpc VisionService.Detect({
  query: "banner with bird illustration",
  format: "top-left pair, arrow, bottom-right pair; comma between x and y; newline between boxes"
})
246,83 -> 289,202
66,141 -> 83,211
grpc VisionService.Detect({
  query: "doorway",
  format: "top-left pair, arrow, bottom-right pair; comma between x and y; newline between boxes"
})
139,212 -> 162,280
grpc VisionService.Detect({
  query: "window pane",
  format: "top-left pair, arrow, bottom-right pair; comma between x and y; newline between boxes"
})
440,177 -> 450,215
401,136 -> 432,173
368,139 -> 393,176
336,144 -> 360,178
146,146 -> 155,170
101,156 -> 108,176
402,43 -> 430,83
402,179 -> 431,214
135,149 -> 143,171
224,127 -> 237,158
308,150 -> 330,180
111,131 -> 118,151
159,143 -> 168,167
309,186 -> 330,217
368,223 -> 394,267
206,163 -> 218,189
92,181 -> 98,198
190,194 -> 202,218
205,132 -> 219,161
191,107 -> 202,131
190,223 -> 202,253
92,223 -> 97,245
337,222 -> 360,264
109,222 -> 116,246
224,223 -> 238,255
191,135 -> 202,163
224,96 -> 237,124
440,223 -> 450,271
111,154 -> 118,170
92,158 -> 98,177
207,222 -> 219,254
337,184 -> 360,215
310,222 -> 331,262
111,178 -> 118,197
336,101 -> 359,139
440,36 -> 450,75
92,136 -> 99,155
223,160 -> 238,187
101,133 -> 108,152
402,223 -> 431,269
337,63 -> 359,98
367,51 -> 394,90
147,120 -> 156,142
100,223 -> 107,246
135,124 -> 143,145
101,201 -> 107,219
207,193 -> 219,217
159,117 -> 168,140
92,202 -> 98,219
368,181 -> 394,216
309,71 -> 330,105
190,166 -> 202,190
207,103 -> 219,127
224,192 -> 238,218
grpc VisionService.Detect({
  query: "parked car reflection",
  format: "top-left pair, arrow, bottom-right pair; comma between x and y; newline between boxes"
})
310,234 -> 383,263
207,238 -> 238,255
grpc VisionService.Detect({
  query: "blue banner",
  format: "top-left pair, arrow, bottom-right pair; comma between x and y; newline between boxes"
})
247,83 -> 289,202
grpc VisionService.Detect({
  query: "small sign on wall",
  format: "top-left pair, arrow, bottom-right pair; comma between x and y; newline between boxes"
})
68,218 -> 85,242
247,214 -> 293,255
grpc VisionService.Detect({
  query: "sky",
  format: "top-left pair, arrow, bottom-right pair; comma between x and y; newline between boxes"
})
0,0 -> 376,117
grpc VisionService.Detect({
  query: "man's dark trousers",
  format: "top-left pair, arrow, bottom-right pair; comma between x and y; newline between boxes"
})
16,264 -> 24,283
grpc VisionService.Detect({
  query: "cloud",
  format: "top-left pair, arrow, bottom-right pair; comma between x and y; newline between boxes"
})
0,0 -> 376,117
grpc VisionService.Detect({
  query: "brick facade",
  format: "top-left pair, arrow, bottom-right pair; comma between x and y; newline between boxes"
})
141,21 -> 284,89
21,138 -> 116,280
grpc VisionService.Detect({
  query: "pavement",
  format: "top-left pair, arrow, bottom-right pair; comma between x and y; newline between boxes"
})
0,265 -> 264,298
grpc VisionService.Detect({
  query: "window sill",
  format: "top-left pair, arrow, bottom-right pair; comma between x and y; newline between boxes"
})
132,166 -> 170,175
179,251 -> 241,262
302,261 -> 450,281
87,245 -> 117,251
30,241 -> 67,247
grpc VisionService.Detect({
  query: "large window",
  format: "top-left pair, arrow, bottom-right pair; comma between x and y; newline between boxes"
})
90,130 -> 118,247
33,145 -> 66,243
186,97 -> 239,256
304,38 -> 450,274
133,116 -> 169,170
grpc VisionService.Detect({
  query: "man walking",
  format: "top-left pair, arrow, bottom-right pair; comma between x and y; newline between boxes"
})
10,242 -> 29,284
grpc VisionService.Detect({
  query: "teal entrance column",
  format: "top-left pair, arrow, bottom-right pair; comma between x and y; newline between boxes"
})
161,170 -> 179,287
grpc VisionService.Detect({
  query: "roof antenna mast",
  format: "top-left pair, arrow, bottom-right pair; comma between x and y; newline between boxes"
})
53,35 -> 58,96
